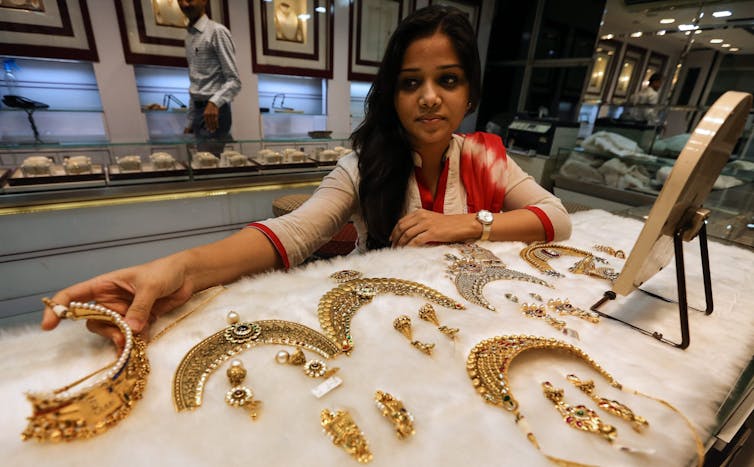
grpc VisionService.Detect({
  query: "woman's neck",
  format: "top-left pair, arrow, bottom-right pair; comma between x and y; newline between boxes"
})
414,142 -> 450,198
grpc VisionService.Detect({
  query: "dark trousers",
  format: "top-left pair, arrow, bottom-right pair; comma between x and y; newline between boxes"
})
192,101 -> 232,156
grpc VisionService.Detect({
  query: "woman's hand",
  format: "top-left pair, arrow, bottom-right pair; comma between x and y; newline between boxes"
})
390,209 -> 480,247
41,255 -> 195,348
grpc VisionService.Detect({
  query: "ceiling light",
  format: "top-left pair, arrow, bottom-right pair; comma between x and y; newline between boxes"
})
710,39 -> 723,43
695,30 -> 702,34
722,44 -> 731,48
678,24 -> 698,31
630,32 -> 643,37
660,18 -> 675,24
713,11 -> 732,18
315,6 -> 326,13
601,34 -> 614,40
657,30 -> 666,35
730,48 -> 740,52
298,13 -> 311,20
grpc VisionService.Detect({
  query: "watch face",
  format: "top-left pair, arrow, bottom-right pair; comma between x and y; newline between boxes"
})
477,210 -> 493,224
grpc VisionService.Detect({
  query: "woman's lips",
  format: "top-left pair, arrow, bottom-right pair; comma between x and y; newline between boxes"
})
417,115 -> 444,124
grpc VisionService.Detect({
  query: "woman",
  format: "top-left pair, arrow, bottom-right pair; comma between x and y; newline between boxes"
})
41,6 -> 571,346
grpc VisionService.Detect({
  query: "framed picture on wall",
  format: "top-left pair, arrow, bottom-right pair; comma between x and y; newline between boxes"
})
348,0 -> 414,82
114,0 -> 229,67
585,41 -> 617,98
613,46 -> 644,99
249,0 -> 333,78
0,0 -> 98,61
428,0 -> 480,34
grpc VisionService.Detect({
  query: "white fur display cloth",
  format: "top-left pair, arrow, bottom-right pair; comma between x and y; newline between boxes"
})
2,210 -> 754,467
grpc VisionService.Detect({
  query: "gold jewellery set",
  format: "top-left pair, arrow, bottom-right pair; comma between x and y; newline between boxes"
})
467,335 -> 704,466
25,253 -> 695,465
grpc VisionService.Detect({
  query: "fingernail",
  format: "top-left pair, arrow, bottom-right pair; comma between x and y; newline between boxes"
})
125,317 -> 143,331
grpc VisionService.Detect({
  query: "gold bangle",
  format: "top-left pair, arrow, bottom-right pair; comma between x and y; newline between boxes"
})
23,300 -> 150,442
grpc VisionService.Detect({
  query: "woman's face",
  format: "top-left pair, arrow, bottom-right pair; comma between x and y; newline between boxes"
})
394,32 -> 470,155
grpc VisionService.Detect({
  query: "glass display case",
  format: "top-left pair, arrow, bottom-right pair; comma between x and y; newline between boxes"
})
0,135 -> 351,204
551,145 -> 754,248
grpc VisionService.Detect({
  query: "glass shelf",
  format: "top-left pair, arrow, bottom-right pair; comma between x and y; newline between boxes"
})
0,136 -> 352,201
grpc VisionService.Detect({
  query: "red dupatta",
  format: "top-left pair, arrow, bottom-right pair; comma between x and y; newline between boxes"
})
459,132 -> 508,213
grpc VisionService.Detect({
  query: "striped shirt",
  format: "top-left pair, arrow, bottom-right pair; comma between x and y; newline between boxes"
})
185,14 -> 241,125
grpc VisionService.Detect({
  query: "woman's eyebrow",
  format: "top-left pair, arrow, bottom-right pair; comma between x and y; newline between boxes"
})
399,64 -> 463,73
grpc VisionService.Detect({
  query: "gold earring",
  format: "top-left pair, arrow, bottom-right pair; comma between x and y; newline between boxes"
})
225,359 -> 261,420
541,381 -> 616,442
375,390 -> 415,439
520,303 -> 566,331
547,298 -> 600,323
418,303 -> 459,339
273,348 -> 306,365
275,348 -> 336,378
321,409 -> 373,463
566,374 -> 648,432
393,315 -> 435,355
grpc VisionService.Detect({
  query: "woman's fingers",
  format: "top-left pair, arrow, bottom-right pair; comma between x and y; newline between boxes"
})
86,320 -> 126,351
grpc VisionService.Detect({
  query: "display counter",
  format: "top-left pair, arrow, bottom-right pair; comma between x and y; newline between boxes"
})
1,210 -> 753,466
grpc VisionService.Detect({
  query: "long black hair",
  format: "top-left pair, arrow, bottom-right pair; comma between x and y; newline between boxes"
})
350,5 -> 481,250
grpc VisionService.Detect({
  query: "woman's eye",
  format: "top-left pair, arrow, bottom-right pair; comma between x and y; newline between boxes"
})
399,78 -> 420,91
439,74 -> 459,87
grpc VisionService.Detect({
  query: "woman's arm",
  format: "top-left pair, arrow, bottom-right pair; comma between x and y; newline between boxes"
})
42,226 -> 281,346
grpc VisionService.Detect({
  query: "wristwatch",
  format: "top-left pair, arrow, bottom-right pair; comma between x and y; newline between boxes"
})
476,210 -> 494,241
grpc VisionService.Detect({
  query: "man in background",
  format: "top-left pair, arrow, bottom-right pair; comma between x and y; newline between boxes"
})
179,0 -> 241,155
623,73 -> 663,125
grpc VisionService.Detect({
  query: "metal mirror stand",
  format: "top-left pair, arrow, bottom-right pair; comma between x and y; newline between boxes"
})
590,208 -> 714,350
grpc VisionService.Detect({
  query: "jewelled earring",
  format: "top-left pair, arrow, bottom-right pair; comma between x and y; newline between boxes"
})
566,374 -> 648,432
225,359 -> 261,420
520,303 -> 566,331
321,409 -> 373,463
418,303 -> 459,339
275,348 -> 334,378
393,315 -> 435,356
547,298 -> 600,323
541,381 -> 616,442
375,390 -> 415,439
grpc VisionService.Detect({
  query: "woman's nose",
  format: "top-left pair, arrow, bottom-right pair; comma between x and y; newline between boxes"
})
418,83 -> 441,109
